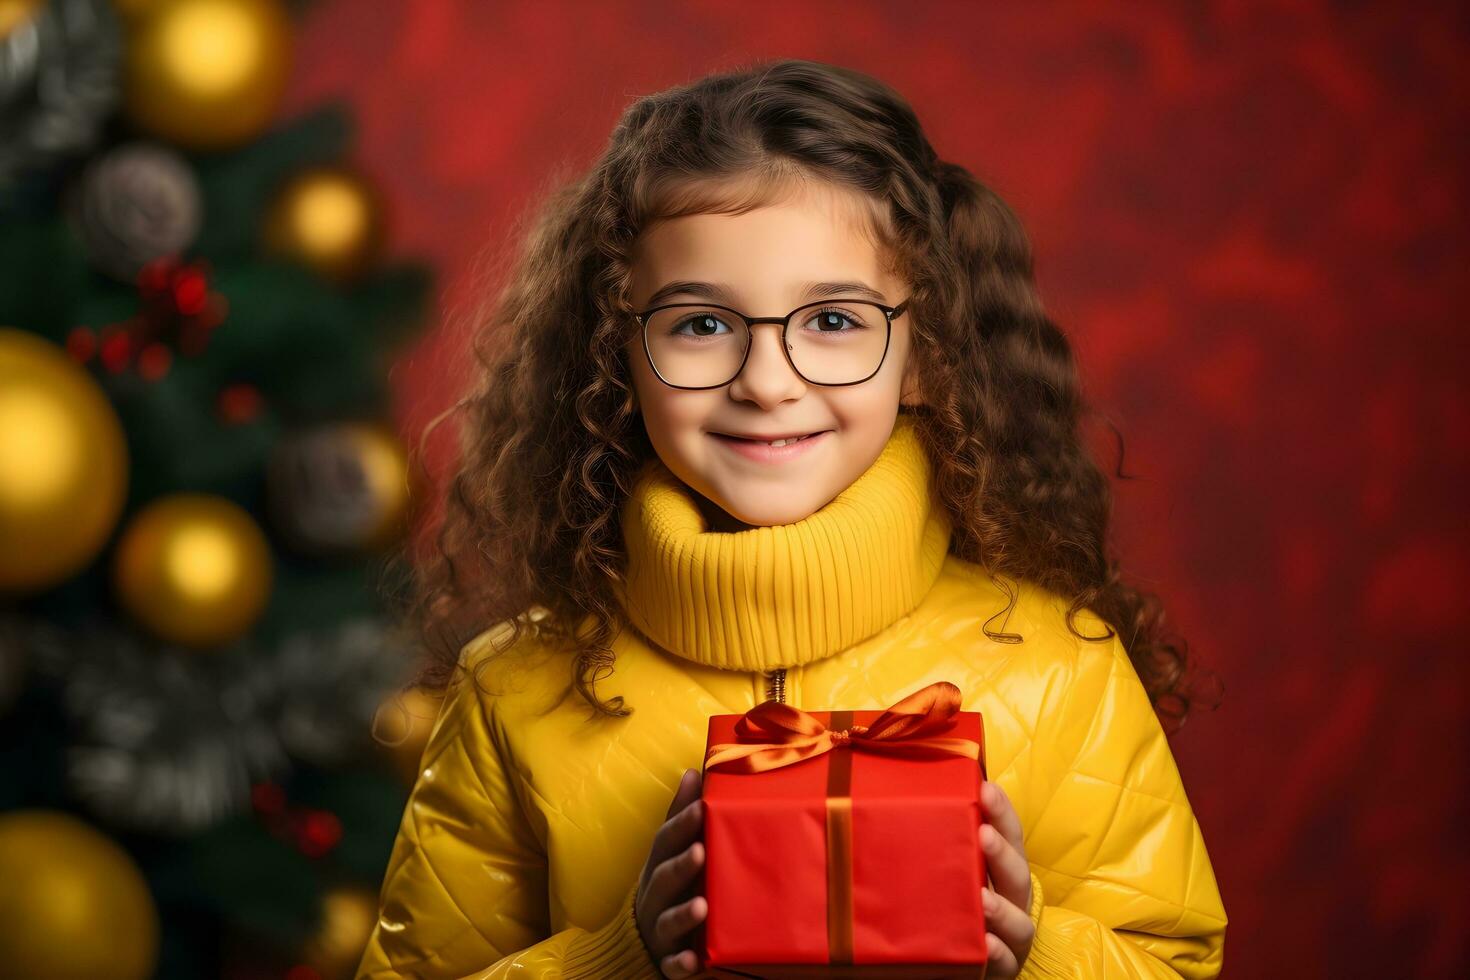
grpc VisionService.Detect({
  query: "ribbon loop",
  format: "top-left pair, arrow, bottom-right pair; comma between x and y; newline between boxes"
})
704,680 -> 978,774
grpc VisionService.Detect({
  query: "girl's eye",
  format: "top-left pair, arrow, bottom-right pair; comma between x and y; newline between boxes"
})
802,307 -> 869,333
671,313 -> 733,337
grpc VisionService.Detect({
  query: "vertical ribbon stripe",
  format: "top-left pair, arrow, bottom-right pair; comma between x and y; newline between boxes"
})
825,709 -> 855,965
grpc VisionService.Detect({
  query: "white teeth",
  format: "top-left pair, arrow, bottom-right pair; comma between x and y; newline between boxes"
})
721,432 -> 819,447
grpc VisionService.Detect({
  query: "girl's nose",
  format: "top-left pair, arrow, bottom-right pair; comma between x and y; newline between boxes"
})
726,323 -> 806,407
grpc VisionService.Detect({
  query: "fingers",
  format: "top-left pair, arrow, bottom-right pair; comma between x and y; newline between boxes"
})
649,840 -> 705,934
647,770 -> 704,879
656,893 -> 708,951
666,767 -> 702,820
660,943 -> 702,979
653,874 -> 708,977
981,780 -> 1023,850
637,837 -> 707,976
984,930 -> 1021,978
636,768 -> 710,977
981,822 -> 1031,913
980,780 -> 1031,914
982,884 -> 1034,978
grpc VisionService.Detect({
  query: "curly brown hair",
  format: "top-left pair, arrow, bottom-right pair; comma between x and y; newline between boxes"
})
390,57 -> 1221,733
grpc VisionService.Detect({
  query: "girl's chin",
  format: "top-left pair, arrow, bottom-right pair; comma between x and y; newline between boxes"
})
696,488 -> 827,531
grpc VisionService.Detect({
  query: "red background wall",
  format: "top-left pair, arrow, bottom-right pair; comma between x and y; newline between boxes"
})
281,2 -> 1469,975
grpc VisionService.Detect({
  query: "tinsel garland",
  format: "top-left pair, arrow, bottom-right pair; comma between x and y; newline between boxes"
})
22,613 -> 416,835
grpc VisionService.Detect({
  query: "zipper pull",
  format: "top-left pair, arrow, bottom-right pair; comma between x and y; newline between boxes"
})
764,667 -> 787,704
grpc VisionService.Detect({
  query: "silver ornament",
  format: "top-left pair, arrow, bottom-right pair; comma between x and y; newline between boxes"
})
0,0 -> 123,189
68,141 -> 203,281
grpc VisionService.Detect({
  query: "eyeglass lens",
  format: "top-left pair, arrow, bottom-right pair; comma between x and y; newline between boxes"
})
643,302 -> 888,387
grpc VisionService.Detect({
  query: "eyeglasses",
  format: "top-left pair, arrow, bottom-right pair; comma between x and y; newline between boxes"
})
634,297 -> 909,389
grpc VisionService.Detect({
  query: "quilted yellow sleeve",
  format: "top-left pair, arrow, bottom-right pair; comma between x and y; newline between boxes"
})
354,662 -> 661,979
1015,630 -> 1228,979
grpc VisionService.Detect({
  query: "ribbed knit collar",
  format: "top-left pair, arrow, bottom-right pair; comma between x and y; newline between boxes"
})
611,414 -> 954,672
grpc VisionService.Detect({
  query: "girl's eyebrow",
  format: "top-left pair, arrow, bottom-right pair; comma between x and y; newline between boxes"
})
643,279 -> 888,308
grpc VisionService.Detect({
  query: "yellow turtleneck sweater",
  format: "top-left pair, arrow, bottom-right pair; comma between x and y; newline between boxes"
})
611,413 -> 952,672
357,414 -> 1228,980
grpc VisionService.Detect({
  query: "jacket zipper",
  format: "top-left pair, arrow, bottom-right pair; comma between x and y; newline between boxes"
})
764,667 -> 787,704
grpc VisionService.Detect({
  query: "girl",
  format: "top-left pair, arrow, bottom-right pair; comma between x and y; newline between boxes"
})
357,59 -> 1226,979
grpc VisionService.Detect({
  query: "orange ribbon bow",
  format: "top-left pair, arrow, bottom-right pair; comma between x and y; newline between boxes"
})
704,680 -> 980,774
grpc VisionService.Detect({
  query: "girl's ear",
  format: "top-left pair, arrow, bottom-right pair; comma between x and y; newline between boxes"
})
899,357 -> 925,408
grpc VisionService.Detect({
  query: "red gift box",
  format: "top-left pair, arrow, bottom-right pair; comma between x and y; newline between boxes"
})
697,681 -> 990,979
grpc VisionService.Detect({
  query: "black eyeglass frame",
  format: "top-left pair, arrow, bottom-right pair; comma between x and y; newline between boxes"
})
633,297 -> 909,390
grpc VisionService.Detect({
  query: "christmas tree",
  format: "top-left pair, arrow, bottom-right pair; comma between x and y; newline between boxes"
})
0,1 -> 438,976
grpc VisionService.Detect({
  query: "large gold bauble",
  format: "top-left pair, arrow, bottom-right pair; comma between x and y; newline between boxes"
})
0,810 -> 159,980
0,328 -> 129,595
112,492 -> 273,648
262,164 -> 385,281
123,0 -> 293,150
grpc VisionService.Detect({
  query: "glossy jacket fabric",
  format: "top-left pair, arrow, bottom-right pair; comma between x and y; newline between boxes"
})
356,415 -> 1228,978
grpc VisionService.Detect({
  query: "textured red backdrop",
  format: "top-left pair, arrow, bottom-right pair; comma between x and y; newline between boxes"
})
281,2 -> 1470,975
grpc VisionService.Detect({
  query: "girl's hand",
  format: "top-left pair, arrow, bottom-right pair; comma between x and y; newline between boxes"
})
635,767 -> 707,978
980,779 -> 1035,977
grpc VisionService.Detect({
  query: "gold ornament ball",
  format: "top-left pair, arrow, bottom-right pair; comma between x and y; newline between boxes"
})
123,0 -> 294,150
263,165 -> 385,281
301,885 -> 380,980
0,328 -> 129,595
113,493 -> 273,649
0,810 -> 159,980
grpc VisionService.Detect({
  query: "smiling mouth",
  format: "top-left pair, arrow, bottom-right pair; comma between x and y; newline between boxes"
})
710,431 -> 830,447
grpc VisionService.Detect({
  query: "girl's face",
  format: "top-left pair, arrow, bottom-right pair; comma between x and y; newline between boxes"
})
626,180 -> 922,531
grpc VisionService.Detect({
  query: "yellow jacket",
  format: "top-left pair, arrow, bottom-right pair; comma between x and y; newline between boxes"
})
356,415 -> 1227,979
